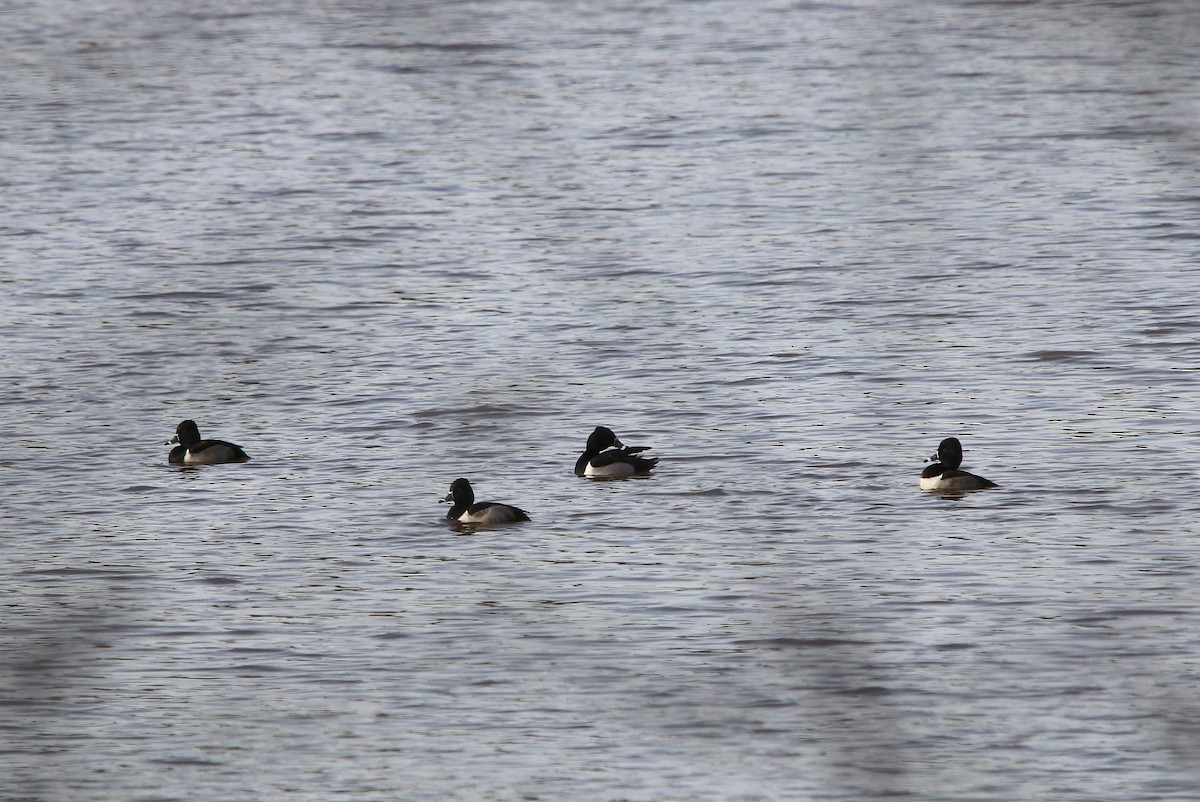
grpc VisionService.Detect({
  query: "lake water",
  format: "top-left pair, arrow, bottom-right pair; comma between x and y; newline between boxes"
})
4,1 -> 1200,799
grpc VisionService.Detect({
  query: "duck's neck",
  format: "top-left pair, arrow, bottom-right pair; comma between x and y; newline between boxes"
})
447,493 -> 471,518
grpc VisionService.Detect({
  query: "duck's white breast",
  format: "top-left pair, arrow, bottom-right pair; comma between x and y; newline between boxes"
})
919,474 -> 945,491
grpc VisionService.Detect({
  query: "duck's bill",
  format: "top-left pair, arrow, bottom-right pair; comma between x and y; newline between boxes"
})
165,436 -> 179,445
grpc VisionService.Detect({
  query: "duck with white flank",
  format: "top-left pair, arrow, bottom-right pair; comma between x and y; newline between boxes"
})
574,426 -> 658,478
442,478 -> 530,524
920,437 -> 996,491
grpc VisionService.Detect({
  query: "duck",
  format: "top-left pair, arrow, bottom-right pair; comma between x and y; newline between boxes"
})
920,437 -> 996,491
441,478 -> 530,524
574,426 -> 658,478
166,419 -> 250,465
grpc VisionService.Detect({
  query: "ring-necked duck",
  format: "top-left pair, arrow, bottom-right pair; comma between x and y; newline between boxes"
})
441,478 -> 530,524
574,426 -> 659,478
920,437 -> 996,491
166,419 -> 250,465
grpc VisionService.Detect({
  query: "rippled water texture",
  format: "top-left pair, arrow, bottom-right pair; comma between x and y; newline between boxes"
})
4,1 -> 1200,799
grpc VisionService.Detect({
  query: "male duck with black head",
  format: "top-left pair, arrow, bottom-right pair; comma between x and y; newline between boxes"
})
920,436 -> 996,492
575,426 -> 659,478
442,478 -> 530,524
166,419 -> 250,465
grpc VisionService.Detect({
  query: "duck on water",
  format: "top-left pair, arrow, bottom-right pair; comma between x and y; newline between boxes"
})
920,437 -> 996,492
166,419 -> 250,465
574,426 -> 658,478
442,478 -> 530,524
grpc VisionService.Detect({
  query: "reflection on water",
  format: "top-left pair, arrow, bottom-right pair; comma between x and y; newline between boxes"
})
4,0 -> 1200,799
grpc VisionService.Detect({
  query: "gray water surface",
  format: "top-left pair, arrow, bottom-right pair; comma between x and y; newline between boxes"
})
4,1 -> 1200,800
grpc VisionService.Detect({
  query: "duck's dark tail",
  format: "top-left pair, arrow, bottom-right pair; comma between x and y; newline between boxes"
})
633,455 -> 659,473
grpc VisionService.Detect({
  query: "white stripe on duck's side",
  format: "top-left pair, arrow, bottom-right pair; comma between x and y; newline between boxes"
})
442,478 -> 530,524
575,426 -> 658,478
919,436 -> 996,492
167,419 -> 250,465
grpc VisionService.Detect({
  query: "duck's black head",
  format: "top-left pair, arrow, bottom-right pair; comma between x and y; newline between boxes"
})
169,419 -> 201,448
585,426 -> 623,453
933,437 -> 964,470
443,477 -> 474,506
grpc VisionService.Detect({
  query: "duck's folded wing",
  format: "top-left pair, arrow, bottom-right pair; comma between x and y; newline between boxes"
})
467,502 -> 530,522
942,469 -> 997,488
591,449 -> 633,467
